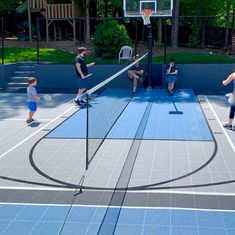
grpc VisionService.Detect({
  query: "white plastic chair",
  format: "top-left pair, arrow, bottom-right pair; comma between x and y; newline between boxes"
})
118,46 -> 133,63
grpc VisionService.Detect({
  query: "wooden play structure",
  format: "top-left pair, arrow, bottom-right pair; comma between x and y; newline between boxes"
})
27,0 -> 78,43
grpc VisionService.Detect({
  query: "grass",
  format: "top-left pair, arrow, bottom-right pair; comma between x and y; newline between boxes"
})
1,47 -> 235,64
153,52 -> 235,64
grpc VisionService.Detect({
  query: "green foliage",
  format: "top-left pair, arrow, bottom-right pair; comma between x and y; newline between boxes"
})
153,52 -> 235,64
180,0 -> 223,16
188,23 -> 201,48
93,20 -> 131,59
0,0 -> 22,13
2,48 -> 75,64
2,48 -> 235,64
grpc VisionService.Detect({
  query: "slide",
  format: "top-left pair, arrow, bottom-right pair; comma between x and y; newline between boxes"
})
15,1 -> 36,41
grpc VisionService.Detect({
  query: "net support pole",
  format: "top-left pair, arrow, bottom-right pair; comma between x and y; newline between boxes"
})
147,23 -> 153,88
36,17 -> 40,64
85,92 -> 89,170
164,19 -> 167,64
1,17 -> 4,65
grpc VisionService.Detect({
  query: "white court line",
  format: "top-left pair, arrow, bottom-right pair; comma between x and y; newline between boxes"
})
1,186 -> 235,197
0,186 -> 75,191
0,118 -> 53,121
1,202 -> 235,213
0,98 -> 74,143
131,189 -> 235,196
205,96 -> 235,153
0,105 -> 77,160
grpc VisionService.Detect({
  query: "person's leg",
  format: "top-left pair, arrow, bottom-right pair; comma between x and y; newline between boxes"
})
167,82 -> 171,91
75,79 -> 87,104
27,102 -> 37,123
132,77 -> 138,93
169,83 -> 174,90
75,88 -> 86,102
170,76 -> 177,90
223,106 -> 235,129
128,70 -> 134,79
229,106 -> 235,124
128,70 -> 138,93
166,76 -> 173,92
28,111 -> 35,120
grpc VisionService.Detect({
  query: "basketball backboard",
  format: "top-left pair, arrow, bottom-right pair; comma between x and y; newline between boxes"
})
123,0 -> 173,17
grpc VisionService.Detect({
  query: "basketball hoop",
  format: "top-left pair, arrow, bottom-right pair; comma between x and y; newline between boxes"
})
140,9 -> 154,25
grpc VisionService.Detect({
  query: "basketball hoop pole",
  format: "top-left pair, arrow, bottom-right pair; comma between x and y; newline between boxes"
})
141,9 -> 153,90
147,23 -> 153,89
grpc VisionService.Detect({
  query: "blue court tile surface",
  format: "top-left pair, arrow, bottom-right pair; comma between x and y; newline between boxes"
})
0,204 -> 235,235
47,89 -> 212,141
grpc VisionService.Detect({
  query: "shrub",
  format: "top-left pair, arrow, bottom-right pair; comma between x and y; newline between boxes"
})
93,20 -> 131,59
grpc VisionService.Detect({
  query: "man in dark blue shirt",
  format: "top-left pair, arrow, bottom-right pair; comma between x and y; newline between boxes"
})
128,60 -> 144,94
74,47 -> 95,105
166,58 -> 178,95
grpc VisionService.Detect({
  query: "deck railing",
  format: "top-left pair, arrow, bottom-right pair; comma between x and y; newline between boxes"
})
29,0 -> 46,10
46,3 -> 74,18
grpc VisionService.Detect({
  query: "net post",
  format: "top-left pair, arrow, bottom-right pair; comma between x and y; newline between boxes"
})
36,17 -> 40,64
85,92 -> 89,170
1,17 -> 4,65
164,19 -> 167,64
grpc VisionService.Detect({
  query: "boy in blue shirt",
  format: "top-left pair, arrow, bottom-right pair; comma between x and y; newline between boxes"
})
26,77 -> 40,124
166,59 -> 178,95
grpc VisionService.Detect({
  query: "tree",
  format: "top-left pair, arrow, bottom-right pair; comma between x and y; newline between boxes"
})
0,0 -> 22,14
171,0 -> 180,48
93,20 -> 131,58
180,0 -> 225,48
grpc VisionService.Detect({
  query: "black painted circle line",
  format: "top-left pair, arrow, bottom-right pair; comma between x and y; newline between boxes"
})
28,91 -> 220,191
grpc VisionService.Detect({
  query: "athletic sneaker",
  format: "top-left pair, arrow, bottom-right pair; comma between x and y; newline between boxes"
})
80,99 -> 87,104
74,99 -> 80,105
26,119 -> 34,124
223,123 -> 233,130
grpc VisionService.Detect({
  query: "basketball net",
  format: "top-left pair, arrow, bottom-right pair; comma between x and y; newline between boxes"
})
140,9 -> 154,25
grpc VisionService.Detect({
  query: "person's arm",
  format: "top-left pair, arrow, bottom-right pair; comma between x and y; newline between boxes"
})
222,72 -> 235,86
87,62 -> 95,67
166,64 -> 172,75
31,87 -> 40,101
136,69 -> 144,75
166,66 -> 171,75
32,93 -> 40,102
171,69 -> 178,75
76,62 -> 85,79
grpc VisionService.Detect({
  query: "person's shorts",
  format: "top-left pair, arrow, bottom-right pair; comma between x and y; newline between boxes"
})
79,78 -> 88,89
27,101 -> 37,112
166,75 -> 177,84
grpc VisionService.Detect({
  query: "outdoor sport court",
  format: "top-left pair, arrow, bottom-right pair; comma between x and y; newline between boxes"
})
0,87 -> 235,235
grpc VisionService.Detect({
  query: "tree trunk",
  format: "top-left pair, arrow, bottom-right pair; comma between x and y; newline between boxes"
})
224,0 -> 231,50
104,0 -> 108,17
171,0 -> 180,48
157,18 -> 162,44
201,20 -> 205,48
85,0 -> 90,43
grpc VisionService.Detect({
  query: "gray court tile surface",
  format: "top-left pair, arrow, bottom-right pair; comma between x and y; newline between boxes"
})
0,92 -> 234,211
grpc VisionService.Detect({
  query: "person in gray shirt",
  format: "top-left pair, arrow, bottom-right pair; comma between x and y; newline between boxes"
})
26,77 -> 40,124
